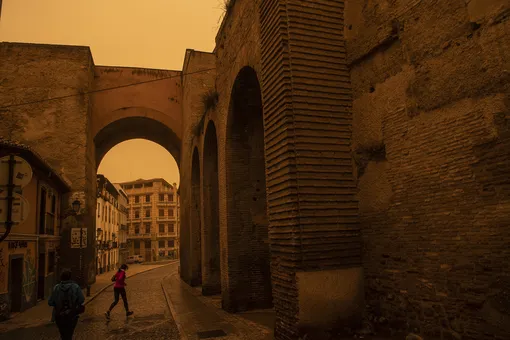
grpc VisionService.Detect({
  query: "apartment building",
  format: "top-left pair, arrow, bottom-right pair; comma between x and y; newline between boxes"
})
113,184 -> 129,265
96,175 -> 127,274
119,178 -> 179,262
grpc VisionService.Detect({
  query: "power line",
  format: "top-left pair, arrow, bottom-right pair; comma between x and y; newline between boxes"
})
0,67 -> 216,109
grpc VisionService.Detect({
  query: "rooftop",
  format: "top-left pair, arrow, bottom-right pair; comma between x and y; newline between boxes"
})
0,137 -> 72,192
118,177 -> 176,189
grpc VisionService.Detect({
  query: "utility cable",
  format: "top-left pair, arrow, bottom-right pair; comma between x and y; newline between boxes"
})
0,67 -> 216,109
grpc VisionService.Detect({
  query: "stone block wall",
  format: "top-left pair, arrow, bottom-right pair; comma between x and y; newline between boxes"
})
345,1 -> 510,339
0,42 -> 97,285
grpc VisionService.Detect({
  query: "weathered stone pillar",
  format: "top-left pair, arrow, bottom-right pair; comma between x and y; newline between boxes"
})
259,1 -> 363,338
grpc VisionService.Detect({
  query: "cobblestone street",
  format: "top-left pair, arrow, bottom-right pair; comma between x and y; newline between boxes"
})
0,266 -> 180,340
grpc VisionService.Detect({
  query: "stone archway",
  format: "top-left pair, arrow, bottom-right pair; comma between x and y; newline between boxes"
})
224,66 -> 272,312
190,147 -> 202,286
94,115 -> 181,168
202,121 -> 222,295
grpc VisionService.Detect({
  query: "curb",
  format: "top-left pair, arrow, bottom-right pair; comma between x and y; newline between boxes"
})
84,261 -> 178,306
161,270 -> 189,340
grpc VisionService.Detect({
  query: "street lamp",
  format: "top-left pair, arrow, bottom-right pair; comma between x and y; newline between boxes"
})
72,200 -> 81,214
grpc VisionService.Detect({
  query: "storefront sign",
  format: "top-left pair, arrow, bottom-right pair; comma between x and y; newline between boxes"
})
8,240 -> 28,250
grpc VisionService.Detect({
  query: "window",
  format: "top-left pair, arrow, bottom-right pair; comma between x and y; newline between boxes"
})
134,224 -> 140,234
159,240 -> 165,248
169,223 -> 175,233
159,194 -> 164,201
145,223 -> 151,234
145,210 -> 150,218
48,251 -> 56,274
51,195 -> 56,214
159,224 -> 165,233
39,187 -> 47,234
134,240 -> 140,248
108,206 -> 111,223
134,184 -> 142,188
97,203 -> 101,217
145,194 -> 150,202
134,210 -> 140,218
134,196 -> 140,203
168,194 -> 174,202
159,209 -> 164,217
144,240 -> 151,248
168,208 -> 174,217
144,182 -> 153,187
168,240 -> 175,248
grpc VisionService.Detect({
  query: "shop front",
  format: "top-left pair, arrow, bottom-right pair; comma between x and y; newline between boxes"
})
0,238 -> 37,320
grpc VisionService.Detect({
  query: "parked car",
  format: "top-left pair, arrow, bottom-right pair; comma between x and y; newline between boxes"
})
126,255 -> 144,264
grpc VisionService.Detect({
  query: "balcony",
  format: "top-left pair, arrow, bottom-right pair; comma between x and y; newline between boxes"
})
128,233 -> 152,239
157,201 -> 175,206
120,225 -> 127,231
130,217 -> 141,223
142,201 -> 152,206
142,216 -> 152,221
130,202 -> 141,207
157,232 -> 177,238
112,242 -> 118,248
156,216 -> 175,222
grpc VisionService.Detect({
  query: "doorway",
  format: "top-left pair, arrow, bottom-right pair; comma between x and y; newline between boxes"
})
10,257 -> 23,312
37,253 -> 45,300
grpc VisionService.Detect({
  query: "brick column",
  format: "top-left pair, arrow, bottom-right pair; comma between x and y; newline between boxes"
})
259,1 -> 363,338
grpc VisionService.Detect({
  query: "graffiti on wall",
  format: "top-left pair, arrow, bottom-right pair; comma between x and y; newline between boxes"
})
0,248 -> 6,292
23,249 -> 36,303
0,294 -> 8,321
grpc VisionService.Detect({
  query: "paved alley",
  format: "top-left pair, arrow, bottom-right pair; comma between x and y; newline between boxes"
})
0,265 -> 180,340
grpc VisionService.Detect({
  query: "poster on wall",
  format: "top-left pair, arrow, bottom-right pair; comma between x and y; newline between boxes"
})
70,228 -> 87,248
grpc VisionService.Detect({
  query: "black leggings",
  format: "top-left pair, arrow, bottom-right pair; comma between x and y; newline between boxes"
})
109,287 -> 129,312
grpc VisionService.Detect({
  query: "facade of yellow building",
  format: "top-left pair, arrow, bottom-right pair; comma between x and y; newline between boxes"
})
0,139 -> 71,320
119,178 -> 179,262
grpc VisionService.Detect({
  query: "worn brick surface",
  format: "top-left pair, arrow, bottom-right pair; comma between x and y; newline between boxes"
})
201,121 -> 222,296
179,50 -> 216,286
0,42 -> 97,284
258,0 -> 361,338
346,1 -> 510,339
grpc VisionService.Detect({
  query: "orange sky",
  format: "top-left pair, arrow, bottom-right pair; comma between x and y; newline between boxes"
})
0,0 -> 225,187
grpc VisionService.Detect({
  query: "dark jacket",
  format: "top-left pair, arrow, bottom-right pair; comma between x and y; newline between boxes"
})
48,280 -> 85,319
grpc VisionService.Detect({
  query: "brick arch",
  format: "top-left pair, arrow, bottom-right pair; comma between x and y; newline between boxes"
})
190,146 -> 202,286
223,66 -> 272,312
94,113 -> 180,169
201,120 -> 222,295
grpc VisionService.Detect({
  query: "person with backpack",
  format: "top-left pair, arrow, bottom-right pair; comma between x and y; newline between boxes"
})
48,269 -> 85,340
105,264 -> 134,319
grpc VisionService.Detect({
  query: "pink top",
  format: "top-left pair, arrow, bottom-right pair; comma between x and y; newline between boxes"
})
114,270 -> 126,288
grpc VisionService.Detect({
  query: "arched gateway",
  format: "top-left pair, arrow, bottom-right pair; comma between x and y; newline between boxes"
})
0,43 -> 185,293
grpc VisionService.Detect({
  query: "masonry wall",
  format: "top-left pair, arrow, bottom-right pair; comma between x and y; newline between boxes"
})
179,50 -> 216,285
345,1 -> 510,339
211,0 -> 264,313
0,42 -> 97,285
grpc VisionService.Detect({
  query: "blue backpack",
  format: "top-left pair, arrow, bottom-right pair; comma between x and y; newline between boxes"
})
55,286 -> 76,320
